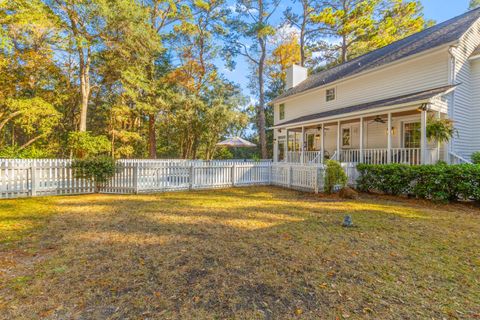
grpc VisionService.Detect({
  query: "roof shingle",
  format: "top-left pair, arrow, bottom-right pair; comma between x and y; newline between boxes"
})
273,8 -> 480,103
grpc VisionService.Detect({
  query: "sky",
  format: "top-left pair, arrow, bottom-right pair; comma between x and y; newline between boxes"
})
224,0 -> 472,101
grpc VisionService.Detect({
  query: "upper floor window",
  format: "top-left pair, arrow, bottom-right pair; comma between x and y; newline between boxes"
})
279,103 -> 285,120
326,88 -> 336,102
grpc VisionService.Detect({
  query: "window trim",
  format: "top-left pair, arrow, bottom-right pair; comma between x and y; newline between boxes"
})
402,121 -> 421,149
326,87 -> 336,102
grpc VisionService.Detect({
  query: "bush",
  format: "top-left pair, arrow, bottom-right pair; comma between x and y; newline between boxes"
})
472,152 -> 480,164
357,163 -> 480,202
72,156 -> 116,192
324,160 -> 347,194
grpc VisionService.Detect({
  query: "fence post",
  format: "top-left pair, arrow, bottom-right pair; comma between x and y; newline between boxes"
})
133,164 -> 139,194
30,164 -> 37,197
269,164 -> 273,185
288,165 -> 292,188
189,164 -> 194,190
231,164 -> 236,187
314,166 -> 319,194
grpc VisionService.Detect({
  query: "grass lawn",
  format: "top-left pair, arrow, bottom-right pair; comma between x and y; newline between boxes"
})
0,187 -> 479,319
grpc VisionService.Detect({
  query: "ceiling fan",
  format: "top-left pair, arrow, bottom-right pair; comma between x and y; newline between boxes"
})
370,116 -> 387,124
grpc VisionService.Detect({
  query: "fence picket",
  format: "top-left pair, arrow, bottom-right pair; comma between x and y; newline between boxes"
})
1,159 -> 360,199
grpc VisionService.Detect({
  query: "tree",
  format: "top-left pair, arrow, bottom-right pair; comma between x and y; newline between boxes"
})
224,0 -> 281,159
284,0 -> 323,67
470,0 -> 480,9
0,98 -> 61,152
46,0 -> 105,132
143,0 -> 186,158
311,0 -> 427,65
0,0 -> 65,157
266,30 -> 302,89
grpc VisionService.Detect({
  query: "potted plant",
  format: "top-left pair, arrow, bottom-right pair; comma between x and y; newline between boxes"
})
426,117 -> 457,161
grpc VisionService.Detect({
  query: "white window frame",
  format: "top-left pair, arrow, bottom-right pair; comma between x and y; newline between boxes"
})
326,87 -> 336,102
402,121 -> 421,149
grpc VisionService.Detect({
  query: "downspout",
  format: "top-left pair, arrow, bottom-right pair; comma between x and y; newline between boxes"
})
447,45 -> 458,162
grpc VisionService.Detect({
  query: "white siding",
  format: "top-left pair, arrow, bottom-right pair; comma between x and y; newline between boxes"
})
274,49 -> 450,125
470,58 -> 480,153
452,19 -> 480,159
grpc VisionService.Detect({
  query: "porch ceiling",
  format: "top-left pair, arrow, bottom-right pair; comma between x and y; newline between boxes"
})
272,85 -> 456,129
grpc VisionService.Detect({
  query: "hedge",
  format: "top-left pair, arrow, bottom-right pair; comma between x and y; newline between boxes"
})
357,163 -> 480,202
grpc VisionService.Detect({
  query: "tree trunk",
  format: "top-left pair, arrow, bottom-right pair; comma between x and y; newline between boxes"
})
300,1 -> 307,67
148,113 -> 157,158
258,38 -> 268,159
341,35 -> 348,64
79,48 -> 90,132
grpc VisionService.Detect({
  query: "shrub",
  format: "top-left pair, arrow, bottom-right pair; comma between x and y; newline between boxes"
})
357,163 -> 480,202
472,151 -> 480,164
72,156 -> 116,192
324,160 -> 347,194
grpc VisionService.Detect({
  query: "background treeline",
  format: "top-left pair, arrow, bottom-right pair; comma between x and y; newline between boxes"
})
0,0 -> 432,159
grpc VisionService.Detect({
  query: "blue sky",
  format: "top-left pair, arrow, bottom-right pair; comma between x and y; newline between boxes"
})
224,0 -> 472,101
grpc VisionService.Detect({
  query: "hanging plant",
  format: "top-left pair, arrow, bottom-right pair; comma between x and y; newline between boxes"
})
426,117 -> 457,143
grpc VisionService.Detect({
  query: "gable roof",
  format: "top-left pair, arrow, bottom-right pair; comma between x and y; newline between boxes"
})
273,8 -> 480,103
273,85 -> 456,128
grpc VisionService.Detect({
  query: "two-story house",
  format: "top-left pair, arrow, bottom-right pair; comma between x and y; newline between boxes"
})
271,8 -> 480,165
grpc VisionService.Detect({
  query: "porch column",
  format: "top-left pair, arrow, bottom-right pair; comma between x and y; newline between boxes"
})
300,126 -> 305,164
336,121 -> 341,161
387,112 -> 392,164
285,129 -> 289,163
320,123 -> 325,164
436,111 -> 441,162
359,117 -> 364,163
420,110 -> 427,164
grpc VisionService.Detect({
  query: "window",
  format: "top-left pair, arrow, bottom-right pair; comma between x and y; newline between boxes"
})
279,103 -> 285,120
307,134 -> 315,151
403,122 -> 421,148
326,88 -> 336,102
288,132 -> 301,151
342,128 -> 351,147
277,136 -> 286,161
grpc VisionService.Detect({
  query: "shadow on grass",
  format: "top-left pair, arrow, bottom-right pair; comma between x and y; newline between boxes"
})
2,186 -> 480,319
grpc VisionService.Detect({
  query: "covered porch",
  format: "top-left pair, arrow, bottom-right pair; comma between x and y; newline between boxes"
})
272,86 -> 454,165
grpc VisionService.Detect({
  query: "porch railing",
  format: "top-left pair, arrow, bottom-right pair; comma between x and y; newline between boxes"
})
391,148 -> 421,165
284,148 -> 424,165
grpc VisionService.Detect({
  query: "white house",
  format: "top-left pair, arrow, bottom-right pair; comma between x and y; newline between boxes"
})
271,8 -> 480,165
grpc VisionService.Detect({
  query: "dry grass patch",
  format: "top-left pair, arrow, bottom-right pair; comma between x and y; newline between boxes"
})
0,187 -> 479,319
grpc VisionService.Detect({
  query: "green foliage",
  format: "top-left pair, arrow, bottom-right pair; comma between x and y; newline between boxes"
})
68,132 -> 111,159
426,117 -> 456,143
470,0 -> 480,9
324,160 -> 347,194
72,156 -> 116,192
310,0 -> 427,64
471,152 -> 480,164
357,163 -> 480,202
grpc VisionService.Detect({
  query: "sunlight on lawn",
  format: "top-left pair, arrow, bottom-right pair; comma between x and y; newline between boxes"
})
1,187 -> 479,319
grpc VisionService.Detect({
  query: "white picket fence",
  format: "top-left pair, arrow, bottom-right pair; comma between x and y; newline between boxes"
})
0,159 -> 359,199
